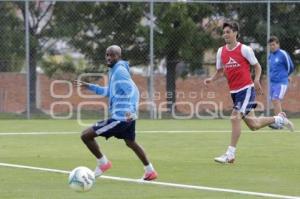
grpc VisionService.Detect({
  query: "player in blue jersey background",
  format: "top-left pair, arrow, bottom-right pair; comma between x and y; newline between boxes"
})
268,36 -> 295,129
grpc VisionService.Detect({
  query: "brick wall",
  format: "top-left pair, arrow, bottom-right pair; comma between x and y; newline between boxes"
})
0,73 -> 27,113
0,73 -> 299,115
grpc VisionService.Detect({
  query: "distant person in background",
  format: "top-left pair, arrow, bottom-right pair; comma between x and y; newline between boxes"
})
204,21 -> 294,164
73,45 -> 158,181
268,36 -> 295,129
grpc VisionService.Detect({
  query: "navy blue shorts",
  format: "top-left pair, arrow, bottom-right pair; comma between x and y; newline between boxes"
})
231,87 -> 257,116
92,118 -> 136,141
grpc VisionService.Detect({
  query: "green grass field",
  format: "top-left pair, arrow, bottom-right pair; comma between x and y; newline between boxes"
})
0,119 -> 299,199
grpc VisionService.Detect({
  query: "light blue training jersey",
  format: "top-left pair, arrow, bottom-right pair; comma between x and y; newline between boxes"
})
269,48 -> 294,85
88,60 -> 139,121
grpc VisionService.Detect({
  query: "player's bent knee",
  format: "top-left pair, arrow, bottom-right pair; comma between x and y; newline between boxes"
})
80,128 -> 95,143
125,140 -> 135,148
125,142 -> 133,148
249,126 -> 258,131
244,120 -> 258,131
231,117 -> 240,123
80,133 -> 88,143
247,121 -> 259,131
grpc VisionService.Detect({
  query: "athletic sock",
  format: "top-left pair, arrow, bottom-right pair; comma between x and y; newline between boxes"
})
144,163 -> 154,172
227,146 -> 236,155
97,155 -> 108,165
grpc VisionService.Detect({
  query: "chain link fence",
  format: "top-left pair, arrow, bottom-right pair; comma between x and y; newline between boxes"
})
0,0 -> 299,120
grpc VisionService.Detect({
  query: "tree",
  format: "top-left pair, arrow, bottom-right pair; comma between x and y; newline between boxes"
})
154,3 -> 215,111
270,3 -> 300,67
15,1 -> 56,113
52,2 -> 147,68
15,1 -> 94,113
0,2 -> 24,72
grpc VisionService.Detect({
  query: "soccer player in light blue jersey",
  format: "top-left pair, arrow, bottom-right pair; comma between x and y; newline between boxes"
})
268,36 -> 295,129
73,45 -> 157,181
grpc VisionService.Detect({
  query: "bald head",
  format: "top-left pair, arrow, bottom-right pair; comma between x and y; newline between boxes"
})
106,45 -> 122,57
105,45 -> 122,67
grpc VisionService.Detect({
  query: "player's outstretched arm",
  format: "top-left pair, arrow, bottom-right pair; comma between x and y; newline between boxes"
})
73,80 -> 109,96
204,69 -> 224,85
73,80 -> 90,88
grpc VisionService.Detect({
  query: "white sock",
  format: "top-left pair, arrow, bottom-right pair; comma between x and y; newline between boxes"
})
227,146 -> 236,155
273,116 -> 283,126
144,163 -> 154,172
97,155 -> 108,165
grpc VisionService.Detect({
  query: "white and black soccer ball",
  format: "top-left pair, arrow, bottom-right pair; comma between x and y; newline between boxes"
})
68,166 -> 95,192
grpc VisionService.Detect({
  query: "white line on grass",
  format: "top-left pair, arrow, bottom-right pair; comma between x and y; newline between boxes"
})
0,132 -> 78,135
140,130 -> 300,133
0,130 -> 299,135
0,162 -> 299,199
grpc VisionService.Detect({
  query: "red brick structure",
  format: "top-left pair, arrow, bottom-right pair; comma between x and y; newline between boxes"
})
0,73 -> 299,116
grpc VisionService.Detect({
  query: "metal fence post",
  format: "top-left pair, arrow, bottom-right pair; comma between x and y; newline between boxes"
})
25,0 -> 31,119
266,0 -> 271,116
149,0 -> 155,119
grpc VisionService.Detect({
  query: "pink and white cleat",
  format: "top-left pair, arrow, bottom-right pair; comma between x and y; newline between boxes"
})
142,170 -> 158,181
94,161 -> 112,178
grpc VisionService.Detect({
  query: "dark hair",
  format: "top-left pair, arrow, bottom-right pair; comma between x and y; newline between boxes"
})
223,21 -> 239,32
268,36 -> 280,44
223,21 -> 239,38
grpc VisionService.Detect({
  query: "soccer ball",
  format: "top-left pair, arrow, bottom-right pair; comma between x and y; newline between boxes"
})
68,166 -> 95,192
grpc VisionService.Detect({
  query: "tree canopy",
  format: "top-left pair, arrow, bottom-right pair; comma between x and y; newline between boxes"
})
0,3 -> 25,72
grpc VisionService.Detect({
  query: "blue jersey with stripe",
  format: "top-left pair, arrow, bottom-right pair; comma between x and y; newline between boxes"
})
88,60 -> 139,121
269,49 -> 294,84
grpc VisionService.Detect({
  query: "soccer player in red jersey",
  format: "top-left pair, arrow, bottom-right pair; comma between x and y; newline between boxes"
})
204,21 -> 294,164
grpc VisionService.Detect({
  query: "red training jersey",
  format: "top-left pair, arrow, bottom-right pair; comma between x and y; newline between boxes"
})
219,43 -> 256,92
